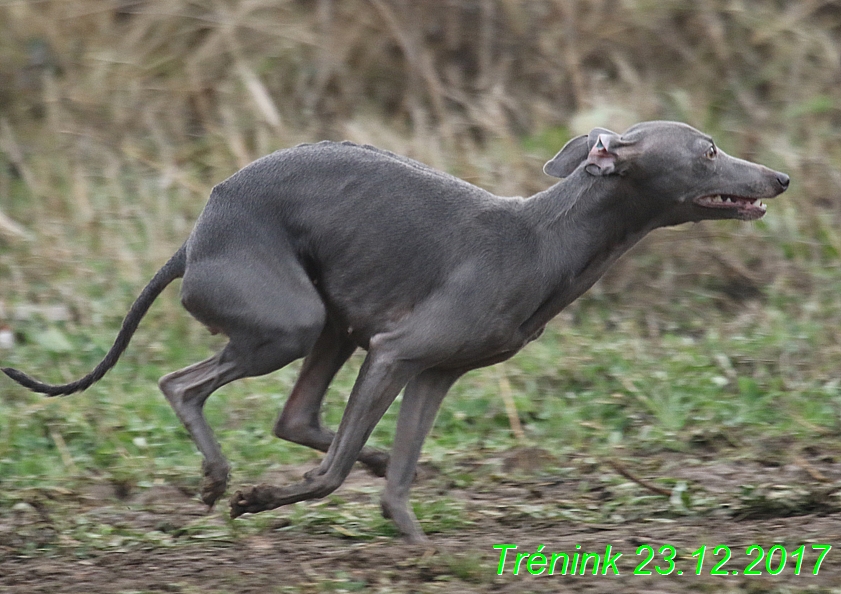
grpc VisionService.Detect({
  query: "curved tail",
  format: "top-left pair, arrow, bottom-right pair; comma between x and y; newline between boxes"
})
2,245 -> 188,396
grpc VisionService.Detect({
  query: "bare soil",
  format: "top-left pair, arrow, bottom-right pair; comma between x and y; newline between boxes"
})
2,453 -> 841,593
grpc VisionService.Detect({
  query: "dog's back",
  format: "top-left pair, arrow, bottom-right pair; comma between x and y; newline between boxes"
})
186,141 -> 535,333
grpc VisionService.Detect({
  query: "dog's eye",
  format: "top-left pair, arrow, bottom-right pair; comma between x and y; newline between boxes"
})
705,145 -> 717,160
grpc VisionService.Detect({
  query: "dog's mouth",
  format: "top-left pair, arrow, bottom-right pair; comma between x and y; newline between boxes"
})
692,194 -> 768,221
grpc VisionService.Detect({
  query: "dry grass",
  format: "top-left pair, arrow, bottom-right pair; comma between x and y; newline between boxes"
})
0,0 -> 839,318
2,6 -> 841,567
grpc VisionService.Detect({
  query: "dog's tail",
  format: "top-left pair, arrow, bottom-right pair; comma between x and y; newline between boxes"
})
2,244 -> 188,396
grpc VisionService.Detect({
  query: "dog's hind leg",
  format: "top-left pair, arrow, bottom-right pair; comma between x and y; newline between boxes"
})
159,353 -> 244,507
161,253 -> 326,507
272,320 -> 391,477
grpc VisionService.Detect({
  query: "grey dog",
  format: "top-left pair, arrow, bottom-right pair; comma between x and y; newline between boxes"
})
3,121 -> 789,542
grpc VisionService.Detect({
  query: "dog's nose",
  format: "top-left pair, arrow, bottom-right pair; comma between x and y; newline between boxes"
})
776,172 -> 790,190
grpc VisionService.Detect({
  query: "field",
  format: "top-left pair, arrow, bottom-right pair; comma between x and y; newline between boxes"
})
1,1 -> 841,592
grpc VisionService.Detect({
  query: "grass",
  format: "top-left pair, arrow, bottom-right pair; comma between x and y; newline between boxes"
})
2,274 -> 841,568
3,196 -> 841,557
2,175 -> 841,542
2,247 -> 840,541
0,0 -> 840,558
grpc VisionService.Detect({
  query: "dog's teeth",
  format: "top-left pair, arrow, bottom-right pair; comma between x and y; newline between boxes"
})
712,195 -> 723,203
724,197 -> 732,203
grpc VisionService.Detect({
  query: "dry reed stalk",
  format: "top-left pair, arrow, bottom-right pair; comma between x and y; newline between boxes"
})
607,460 -> 672,498
220,102 -> 254,169
71,155 -> 95,225
214,0 -> 284,135
303,0 -> 335,114
49,425 -> 80,475
0,208 -> 32,242
236,58 -> 284,133
793,454 -> 830,483
368,0 -> 453,142
119,143 -> 207,195
497,366 -> 525,441
558,0 -> 585,110
0,118 -> 41,208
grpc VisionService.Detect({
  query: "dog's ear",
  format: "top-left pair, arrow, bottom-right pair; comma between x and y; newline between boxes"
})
543,134 -> 588,178
543,127 -> 623,178
584,130 -> 621,176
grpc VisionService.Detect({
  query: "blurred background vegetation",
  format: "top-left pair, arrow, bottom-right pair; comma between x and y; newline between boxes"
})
0,0 -> 840,537
1,0 -> 839,312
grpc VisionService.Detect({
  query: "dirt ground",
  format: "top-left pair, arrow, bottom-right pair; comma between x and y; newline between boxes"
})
2,453 -> 841,593
3,515 -> 840,594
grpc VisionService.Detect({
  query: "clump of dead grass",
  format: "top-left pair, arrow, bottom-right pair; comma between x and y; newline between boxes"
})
0,0 -> 838,314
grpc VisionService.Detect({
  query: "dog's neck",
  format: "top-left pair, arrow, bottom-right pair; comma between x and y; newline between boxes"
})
517,171 -> 667,337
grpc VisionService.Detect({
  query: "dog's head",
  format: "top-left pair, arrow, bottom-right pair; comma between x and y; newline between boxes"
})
544,121 -> 789,223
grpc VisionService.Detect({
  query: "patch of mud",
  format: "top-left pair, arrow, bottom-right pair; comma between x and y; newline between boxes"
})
2,453 -> 841,593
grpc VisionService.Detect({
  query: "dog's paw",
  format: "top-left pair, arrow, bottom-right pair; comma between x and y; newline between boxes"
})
200,462 -> 230,508
229,484 -> 280,518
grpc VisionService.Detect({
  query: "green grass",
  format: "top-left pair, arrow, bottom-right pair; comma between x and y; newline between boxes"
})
2,250 -> 839,495
3,179 -> 841,552
2,205 -> 841,558
1,0 -> 841,561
